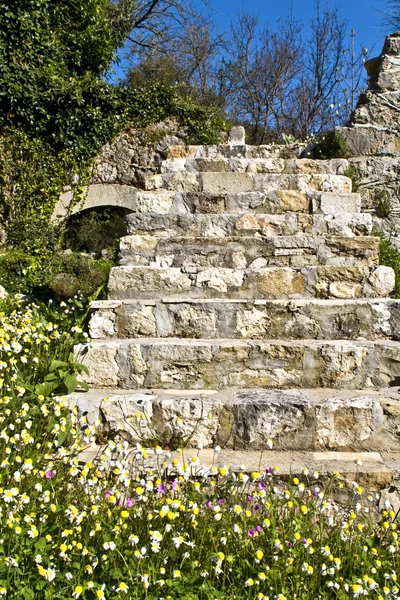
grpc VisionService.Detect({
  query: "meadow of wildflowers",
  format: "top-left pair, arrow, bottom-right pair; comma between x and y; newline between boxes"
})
0,296 -> 399,599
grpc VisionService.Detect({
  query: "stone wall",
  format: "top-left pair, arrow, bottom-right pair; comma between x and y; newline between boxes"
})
53,119 -> 191,219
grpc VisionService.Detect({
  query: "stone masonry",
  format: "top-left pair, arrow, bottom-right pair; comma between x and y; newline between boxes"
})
72,123 -> 400,456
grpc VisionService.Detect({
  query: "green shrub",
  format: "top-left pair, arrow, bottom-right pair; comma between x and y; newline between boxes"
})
344,164 -> 360,192
48,253 -> 113,300
62,207 -> 130,256
0,248 -> 112,300
0,249 -> 48,293
315,130 -> 349,159
375,190 -> 392,218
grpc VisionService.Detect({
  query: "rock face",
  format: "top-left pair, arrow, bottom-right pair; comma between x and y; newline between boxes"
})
339,32 -> 400,157
337,32 -> 400,245
69,115 -> 400,453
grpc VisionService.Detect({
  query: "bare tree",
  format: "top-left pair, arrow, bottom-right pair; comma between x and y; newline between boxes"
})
221,11 -> 302,143
382,0 -> 400,30
123,7 -> 225,107
120,0 -> 368,142
221,1 -> 368,141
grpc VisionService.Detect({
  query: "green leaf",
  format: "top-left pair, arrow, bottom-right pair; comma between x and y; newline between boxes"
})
49,359 -> 68,372
63,373 -> 78,394
35,381 -> 60,397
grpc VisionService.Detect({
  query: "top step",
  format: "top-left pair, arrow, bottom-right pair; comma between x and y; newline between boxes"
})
166,143 -> 307,161
160,156 -> 348,175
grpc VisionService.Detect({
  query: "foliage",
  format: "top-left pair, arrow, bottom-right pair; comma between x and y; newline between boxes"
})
0,247 -> 112,301
0,0 -> 133,134
344,164 -> 360,192
376,232 -> 400,298
47,254 -> 113,301
315,130 -> 350,159
0,301 -> 400,597
0,296 -> 89,396
62,207 -> 130,256
375,190 -> 393,218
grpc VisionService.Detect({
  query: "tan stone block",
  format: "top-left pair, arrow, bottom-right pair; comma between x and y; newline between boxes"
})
125,309 -> 156,336
129,344 -> 147,374
329,282 -> 362,298
201,172 -> 254,195
77,343 -> 119,387
214,345 -> 250,362
119,235 -> 158,251
276,190 -> 308,212
167,146 -> 199,158
368,266 -> 395,297
317,266 -> 365,282
88,310 -> 116,339
235,214 -> 283,236
257,269 -> 305,297
315,397 -> 384,448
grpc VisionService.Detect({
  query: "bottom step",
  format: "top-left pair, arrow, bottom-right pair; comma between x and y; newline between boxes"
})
78,446 -> 400,492
69,387 -> 400,453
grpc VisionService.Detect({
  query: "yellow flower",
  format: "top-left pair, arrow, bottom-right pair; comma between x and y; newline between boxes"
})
255,550 -> 264,561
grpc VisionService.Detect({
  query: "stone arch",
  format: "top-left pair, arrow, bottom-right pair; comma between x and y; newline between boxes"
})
52,184 -> 138,221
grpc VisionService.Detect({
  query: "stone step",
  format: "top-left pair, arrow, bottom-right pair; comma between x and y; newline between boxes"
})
70,387 -> 400,454
144,171 -> 352,196
166,143 -> 306,160
76,337 -> 400,391
125,212 -> 372,238
107,265 -> 394,300
88,298 -> 400,342
160,156 -> 348,175
118,235 -> 379,269
79,446 -> 400,493
132,189 -> 361,215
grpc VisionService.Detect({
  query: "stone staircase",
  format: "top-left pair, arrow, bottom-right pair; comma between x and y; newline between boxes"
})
74,132 -> 400,479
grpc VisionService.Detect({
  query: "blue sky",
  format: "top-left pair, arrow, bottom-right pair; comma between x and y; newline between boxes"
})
112,0 -> 393,80
208,0 -> 390,57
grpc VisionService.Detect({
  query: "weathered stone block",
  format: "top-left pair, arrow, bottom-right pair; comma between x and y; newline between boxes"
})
257,269 -> 305,297
276,190 -> 308,212
201,172 -> 254,194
